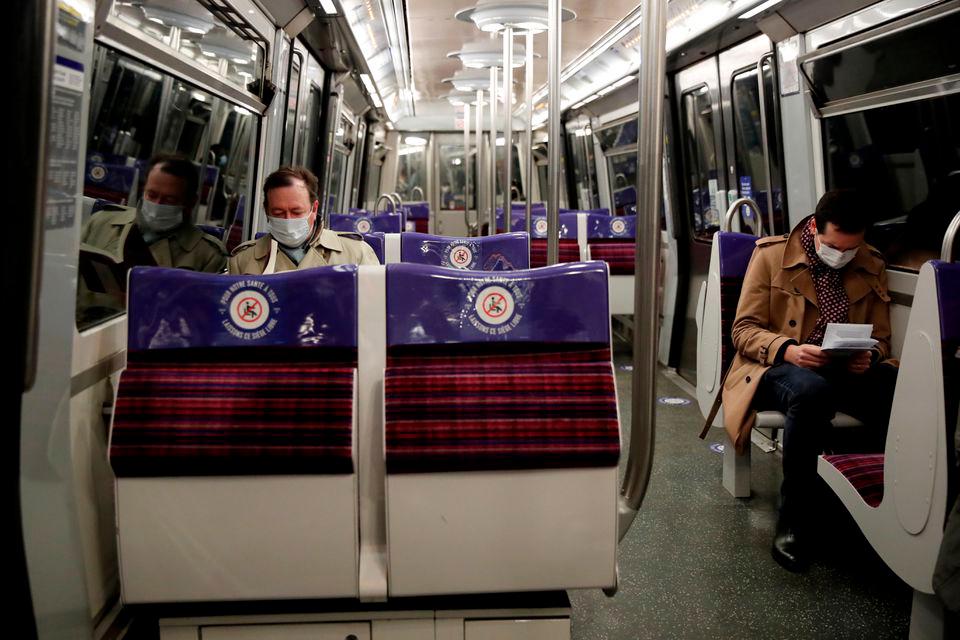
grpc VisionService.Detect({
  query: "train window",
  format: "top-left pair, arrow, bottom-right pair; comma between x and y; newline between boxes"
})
803,11 -> 959,107
730,63 -> 786,235
397,138 -> 427,201
108,1 -> 267,96
567,129 -> 599,209
823,92 -> 960,272
437,134 -> 465,210
607,152 -> 637,216
680,85 -> 721,241
596,118 -> 638,152
328,150 -> 348,214
280,53 -> 302,166
298,84 -> 324,169
78,45 -> 258,331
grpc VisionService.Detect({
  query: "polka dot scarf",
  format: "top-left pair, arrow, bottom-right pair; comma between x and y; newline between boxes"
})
800,216 -> 849,346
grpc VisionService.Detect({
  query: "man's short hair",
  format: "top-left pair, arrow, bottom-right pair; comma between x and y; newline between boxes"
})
814,189 -> 870,234
263,166 -> 319,208
147,153 -> 199,202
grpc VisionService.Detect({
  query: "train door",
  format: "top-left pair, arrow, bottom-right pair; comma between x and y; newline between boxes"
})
672,34 -> 786,383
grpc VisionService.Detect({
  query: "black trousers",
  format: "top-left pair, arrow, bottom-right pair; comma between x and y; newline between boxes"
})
754,361 -> 899,526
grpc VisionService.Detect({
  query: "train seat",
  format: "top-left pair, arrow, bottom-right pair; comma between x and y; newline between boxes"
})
528,212 -> 582,267
84,161 -> 138,205
382,262 -> 620,596
329,212 -> 405,234
399,231 -> 529,270
402,201 -> 429,233
817,260 -> 958,635
223,194 -> 246,253
696,231 -> 863,498
196,223 -> 226,241
584,213 -> 638,315
362,231 -> 385,264
109,266 -> 361,603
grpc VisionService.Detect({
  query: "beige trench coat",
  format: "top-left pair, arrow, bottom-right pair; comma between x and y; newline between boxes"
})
228,228 -> 379,274
721,223 -> 894,453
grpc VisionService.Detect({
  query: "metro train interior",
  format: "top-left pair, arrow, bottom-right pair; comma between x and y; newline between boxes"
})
11,0 -> 960,638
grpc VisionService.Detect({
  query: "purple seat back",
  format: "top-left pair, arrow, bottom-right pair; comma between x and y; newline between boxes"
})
329,213 -> 404,234
933,261 -> 960,343
386,262 -> 609,346
197,224 -> 226,241
126,266 -> 357,351
84,162 -> 137,204
585,214 -> 637,240
363,232 -> 385,264
399,232 -> 529,270
403,202 -> 430,219
717,231 -> 759,371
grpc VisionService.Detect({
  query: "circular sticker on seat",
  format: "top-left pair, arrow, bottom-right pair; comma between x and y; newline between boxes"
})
89,165 -> 106,182
474,285 -> 515,326
220,281 -> 280,340
611,218 -> 627,235
356,218 -> 372,233
534,218 -> 548,236
446,243 -> 475,269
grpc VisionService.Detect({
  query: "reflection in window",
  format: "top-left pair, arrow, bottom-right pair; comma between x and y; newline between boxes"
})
568,129 -> 598,209
280,54 -> 302,166
596,118 -> 638,152
328,150 -> 348,214
608,153 -> 637,216
823,93 -> 960,271
397,138 -> 426,201
110,0 -> 265,94
438,134 -> 465,210
79,45 -> 258,331
681,85 -> 720,240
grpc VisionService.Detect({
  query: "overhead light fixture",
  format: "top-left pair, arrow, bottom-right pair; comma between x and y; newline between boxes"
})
448,38 -> 531,69
738,0 -> 785,20
359,73 -> 384,108
443,68 -> 492,92
596,74 -> 635,97
136,0 -> 215,34
319,0 -> 338,15
455,0 -> 575,34
405,135 -> 428,146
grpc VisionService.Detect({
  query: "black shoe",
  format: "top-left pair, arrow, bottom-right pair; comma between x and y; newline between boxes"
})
771,521 -> 809,573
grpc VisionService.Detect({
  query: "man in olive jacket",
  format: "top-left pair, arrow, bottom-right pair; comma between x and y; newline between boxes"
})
723,189 -> 898,572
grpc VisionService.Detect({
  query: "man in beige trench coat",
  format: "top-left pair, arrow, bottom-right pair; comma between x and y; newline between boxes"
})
723,189 -> 898,572
229,166 -> 378,274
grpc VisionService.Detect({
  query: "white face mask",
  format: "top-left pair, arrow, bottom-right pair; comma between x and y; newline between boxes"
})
816,237 -> 858,269
268,215 -> 312,248
140,199 -> 184,233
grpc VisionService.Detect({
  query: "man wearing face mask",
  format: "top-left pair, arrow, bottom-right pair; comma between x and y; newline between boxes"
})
229,166 -> 378,274
721,189 -> 898,573
80,153 -> 228,272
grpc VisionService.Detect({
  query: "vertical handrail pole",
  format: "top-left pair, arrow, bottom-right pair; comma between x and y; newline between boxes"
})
756,53 -> 776,237
489,64 -> 499,235
476,89 -> 485,234
463,102 -> 470,223
546,0 -> 561,264
524,30 -> 534,236
620,0 -> 667,541
503,28 -> 514,231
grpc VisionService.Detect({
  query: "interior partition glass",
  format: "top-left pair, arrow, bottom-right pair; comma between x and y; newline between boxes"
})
607,151 -> 637,216
437,133 -> 465,210
280,53 -> 302,166
397,137 -> 427,201
681,85 -> 720,241
823,93 -> 960,272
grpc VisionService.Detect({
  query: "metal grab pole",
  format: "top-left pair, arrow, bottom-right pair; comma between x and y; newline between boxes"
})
525,30 -> 534,236
476,89 -> 485,235
546,0 -> 560,264
503,28 -> 514,231
489,64 -> 499,235
464,101 -> 472,233
619,0 -> 667,541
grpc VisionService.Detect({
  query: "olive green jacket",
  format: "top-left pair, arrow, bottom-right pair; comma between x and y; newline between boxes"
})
81,206 -> 227,273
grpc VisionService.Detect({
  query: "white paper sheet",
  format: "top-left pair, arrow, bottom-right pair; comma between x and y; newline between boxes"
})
821,323 -> 877,354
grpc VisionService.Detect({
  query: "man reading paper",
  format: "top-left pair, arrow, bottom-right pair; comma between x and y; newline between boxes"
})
723,189 -> 898,572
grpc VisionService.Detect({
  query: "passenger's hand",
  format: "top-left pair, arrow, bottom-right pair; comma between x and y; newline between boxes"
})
784,344 -> 829,369
846,350 -> 872,375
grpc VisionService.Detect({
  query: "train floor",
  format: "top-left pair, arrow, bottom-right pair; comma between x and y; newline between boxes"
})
571,353 -> 912,638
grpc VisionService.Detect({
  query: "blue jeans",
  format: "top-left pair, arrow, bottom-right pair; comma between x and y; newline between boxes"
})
755,362 -> 898,526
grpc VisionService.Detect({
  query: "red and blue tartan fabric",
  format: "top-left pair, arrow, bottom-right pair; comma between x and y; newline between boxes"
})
822,453 -> 885,508
385,347 -> 620,473
110,360 -> 355,477
530,239 -> 581,268
589,241 -> 636,275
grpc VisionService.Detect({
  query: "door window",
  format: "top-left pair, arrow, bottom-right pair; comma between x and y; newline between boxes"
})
680,85 -> 720,240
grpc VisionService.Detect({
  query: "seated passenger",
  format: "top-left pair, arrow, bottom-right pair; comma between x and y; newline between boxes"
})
723,189 -> 898,572
229,166 -> 378,274
81,153 -> 228,272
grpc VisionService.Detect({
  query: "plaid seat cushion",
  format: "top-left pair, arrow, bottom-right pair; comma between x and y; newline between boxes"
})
822,453 -> 885,508
385,347 -> 620,473
413,218 -> 428,233
110,361 -> 355,477
530,239 -> 581,268
589,241 -> 635,274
